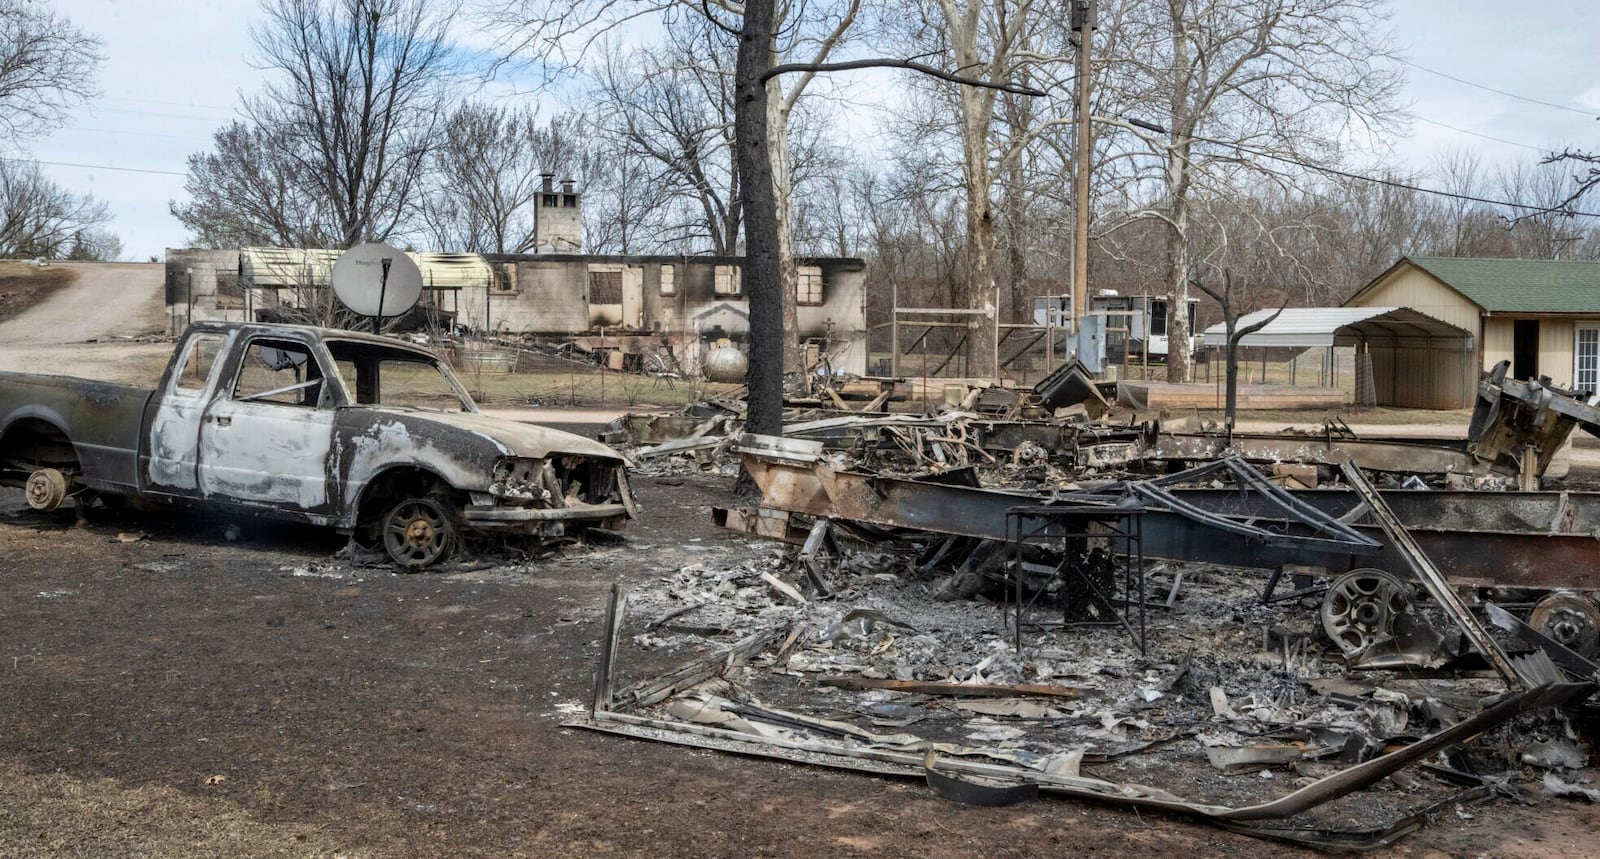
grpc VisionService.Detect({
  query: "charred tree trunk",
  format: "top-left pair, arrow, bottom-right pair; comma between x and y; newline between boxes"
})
1192,270 -> 1282,430
736,0 -> 784,438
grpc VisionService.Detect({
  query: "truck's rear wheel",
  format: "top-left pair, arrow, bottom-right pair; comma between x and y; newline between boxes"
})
24,468 -> 69,512
381,496 -> 456,569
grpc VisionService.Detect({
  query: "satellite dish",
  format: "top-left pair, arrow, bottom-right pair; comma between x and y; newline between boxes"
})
331,242 -> 423,319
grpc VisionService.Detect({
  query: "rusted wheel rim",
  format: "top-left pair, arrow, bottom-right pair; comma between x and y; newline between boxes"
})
382,498 -> 452,568
1528,593 -> 1600,658
1321,568 -> 1413,656
24,468 -> 67,512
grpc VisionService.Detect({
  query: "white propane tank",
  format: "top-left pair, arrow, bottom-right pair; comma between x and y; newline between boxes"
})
703,339 -> 748,383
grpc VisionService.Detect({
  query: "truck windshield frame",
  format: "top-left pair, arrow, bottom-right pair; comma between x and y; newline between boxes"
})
324,338 -> 478,414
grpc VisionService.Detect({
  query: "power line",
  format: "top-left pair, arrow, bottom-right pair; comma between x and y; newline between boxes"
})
1412,115 -> 1547,153
3,156 -> 186,177
1187,132 -> 1600,218
101,95 -> 235,113
80,105 -> 235,123
71,126 -> 213,142
1399,58 -> 1600,118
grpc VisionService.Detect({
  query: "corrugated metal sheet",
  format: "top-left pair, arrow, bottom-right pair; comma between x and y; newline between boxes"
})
412,252 -> 493,290
240,248 -> 493,290
1199,306 -> 1471,348
242,248 -> 340,286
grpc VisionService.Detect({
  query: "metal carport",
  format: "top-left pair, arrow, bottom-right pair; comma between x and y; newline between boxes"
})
1200,307 -> 1476,409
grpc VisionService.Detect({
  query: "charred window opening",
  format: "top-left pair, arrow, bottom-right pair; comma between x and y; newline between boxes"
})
326,339 -> 472,412
796,266 -> 824,306
589,269 -> 622,304
714,265 -> 741,296
233,339 -> 323,407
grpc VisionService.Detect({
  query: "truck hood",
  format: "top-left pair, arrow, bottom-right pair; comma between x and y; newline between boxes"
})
368,408 -> 626,462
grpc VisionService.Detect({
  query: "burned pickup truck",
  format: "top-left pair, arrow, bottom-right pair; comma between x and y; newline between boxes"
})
0,321 -> 635,566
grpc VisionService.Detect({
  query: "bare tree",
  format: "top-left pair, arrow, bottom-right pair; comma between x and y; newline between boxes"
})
420,104 -> 599,253
902,0 -> 1053,377
487,0 -> 862,369
591,23 -> 744,253
1097,0 -> 1403,383
0,159 -> 116,257
242,0 -> 456,247
1541,148 -> 1600,218
171,121 -> 332,248
0,1 -> 102,142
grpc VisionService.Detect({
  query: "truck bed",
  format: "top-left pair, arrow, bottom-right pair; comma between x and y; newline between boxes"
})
0,372 -> 152,493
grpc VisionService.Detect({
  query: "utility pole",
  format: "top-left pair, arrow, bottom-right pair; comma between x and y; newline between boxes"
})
1070,0 -> 1095,334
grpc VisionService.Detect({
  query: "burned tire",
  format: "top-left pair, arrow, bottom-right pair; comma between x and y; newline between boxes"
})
380,496 -> 457,569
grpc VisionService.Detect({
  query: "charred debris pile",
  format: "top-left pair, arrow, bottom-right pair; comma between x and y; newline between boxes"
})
576,363 -> 1600,849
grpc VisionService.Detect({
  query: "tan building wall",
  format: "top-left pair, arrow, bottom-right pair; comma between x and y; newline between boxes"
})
1346,265 -> 1483,409
1351,266 -> 1484,337
1483,317 -> 1513,368
1471,315 -> 1595,388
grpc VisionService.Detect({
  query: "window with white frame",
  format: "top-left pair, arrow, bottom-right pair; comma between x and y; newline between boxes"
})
796,265 -> 823,305
1576,327 -> 1600,397
713,264 -> 741,296
659,264 -> 676,296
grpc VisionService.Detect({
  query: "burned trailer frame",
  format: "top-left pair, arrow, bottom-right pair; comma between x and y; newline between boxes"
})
1144,431 -> 1477,477
1156,486 -> 1600,592
725,433 -> 1600,598
723,435 -> 1381,574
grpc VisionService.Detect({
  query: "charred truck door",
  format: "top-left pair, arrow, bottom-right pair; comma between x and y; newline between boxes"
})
196,335 -> 338,515
146,329 -> 230,494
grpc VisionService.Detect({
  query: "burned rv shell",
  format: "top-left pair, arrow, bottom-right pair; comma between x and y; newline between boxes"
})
0,321 -> 635,566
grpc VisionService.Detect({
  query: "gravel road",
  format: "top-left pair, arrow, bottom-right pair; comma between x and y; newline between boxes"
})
0,262 -> 172,383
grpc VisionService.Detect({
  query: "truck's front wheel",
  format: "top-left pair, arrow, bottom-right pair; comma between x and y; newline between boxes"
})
381,496 -> 457,569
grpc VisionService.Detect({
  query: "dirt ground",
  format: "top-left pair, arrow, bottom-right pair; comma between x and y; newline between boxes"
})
3,428 -> 1600,858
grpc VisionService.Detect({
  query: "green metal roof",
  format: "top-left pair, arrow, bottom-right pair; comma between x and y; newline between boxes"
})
1404,256 -> 1600,313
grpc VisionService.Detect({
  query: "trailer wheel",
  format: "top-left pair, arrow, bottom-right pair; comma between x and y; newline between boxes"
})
24,468 -> 69,512
1528,592 -> 1600,658
1321,568 -> 1414,656
381,496 -> 457,569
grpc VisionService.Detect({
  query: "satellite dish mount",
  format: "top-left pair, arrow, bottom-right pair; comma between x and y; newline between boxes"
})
331,242 -> 423,335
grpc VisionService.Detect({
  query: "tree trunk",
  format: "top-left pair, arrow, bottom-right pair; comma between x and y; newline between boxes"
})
1164,184 -> 1190,383
1003,156 -> 1029,324
735,0 -> 783,437
961,97 -> 997,379
767,87 -> 802,373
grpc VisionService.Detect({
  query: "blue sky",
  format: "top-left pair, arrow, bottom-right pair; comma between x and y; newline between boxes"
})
26,0 -> 1600,260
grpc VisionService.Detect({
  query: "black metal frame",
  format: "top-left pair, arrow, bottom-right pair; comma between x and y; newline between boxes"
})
1006,503 -> 1146,654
